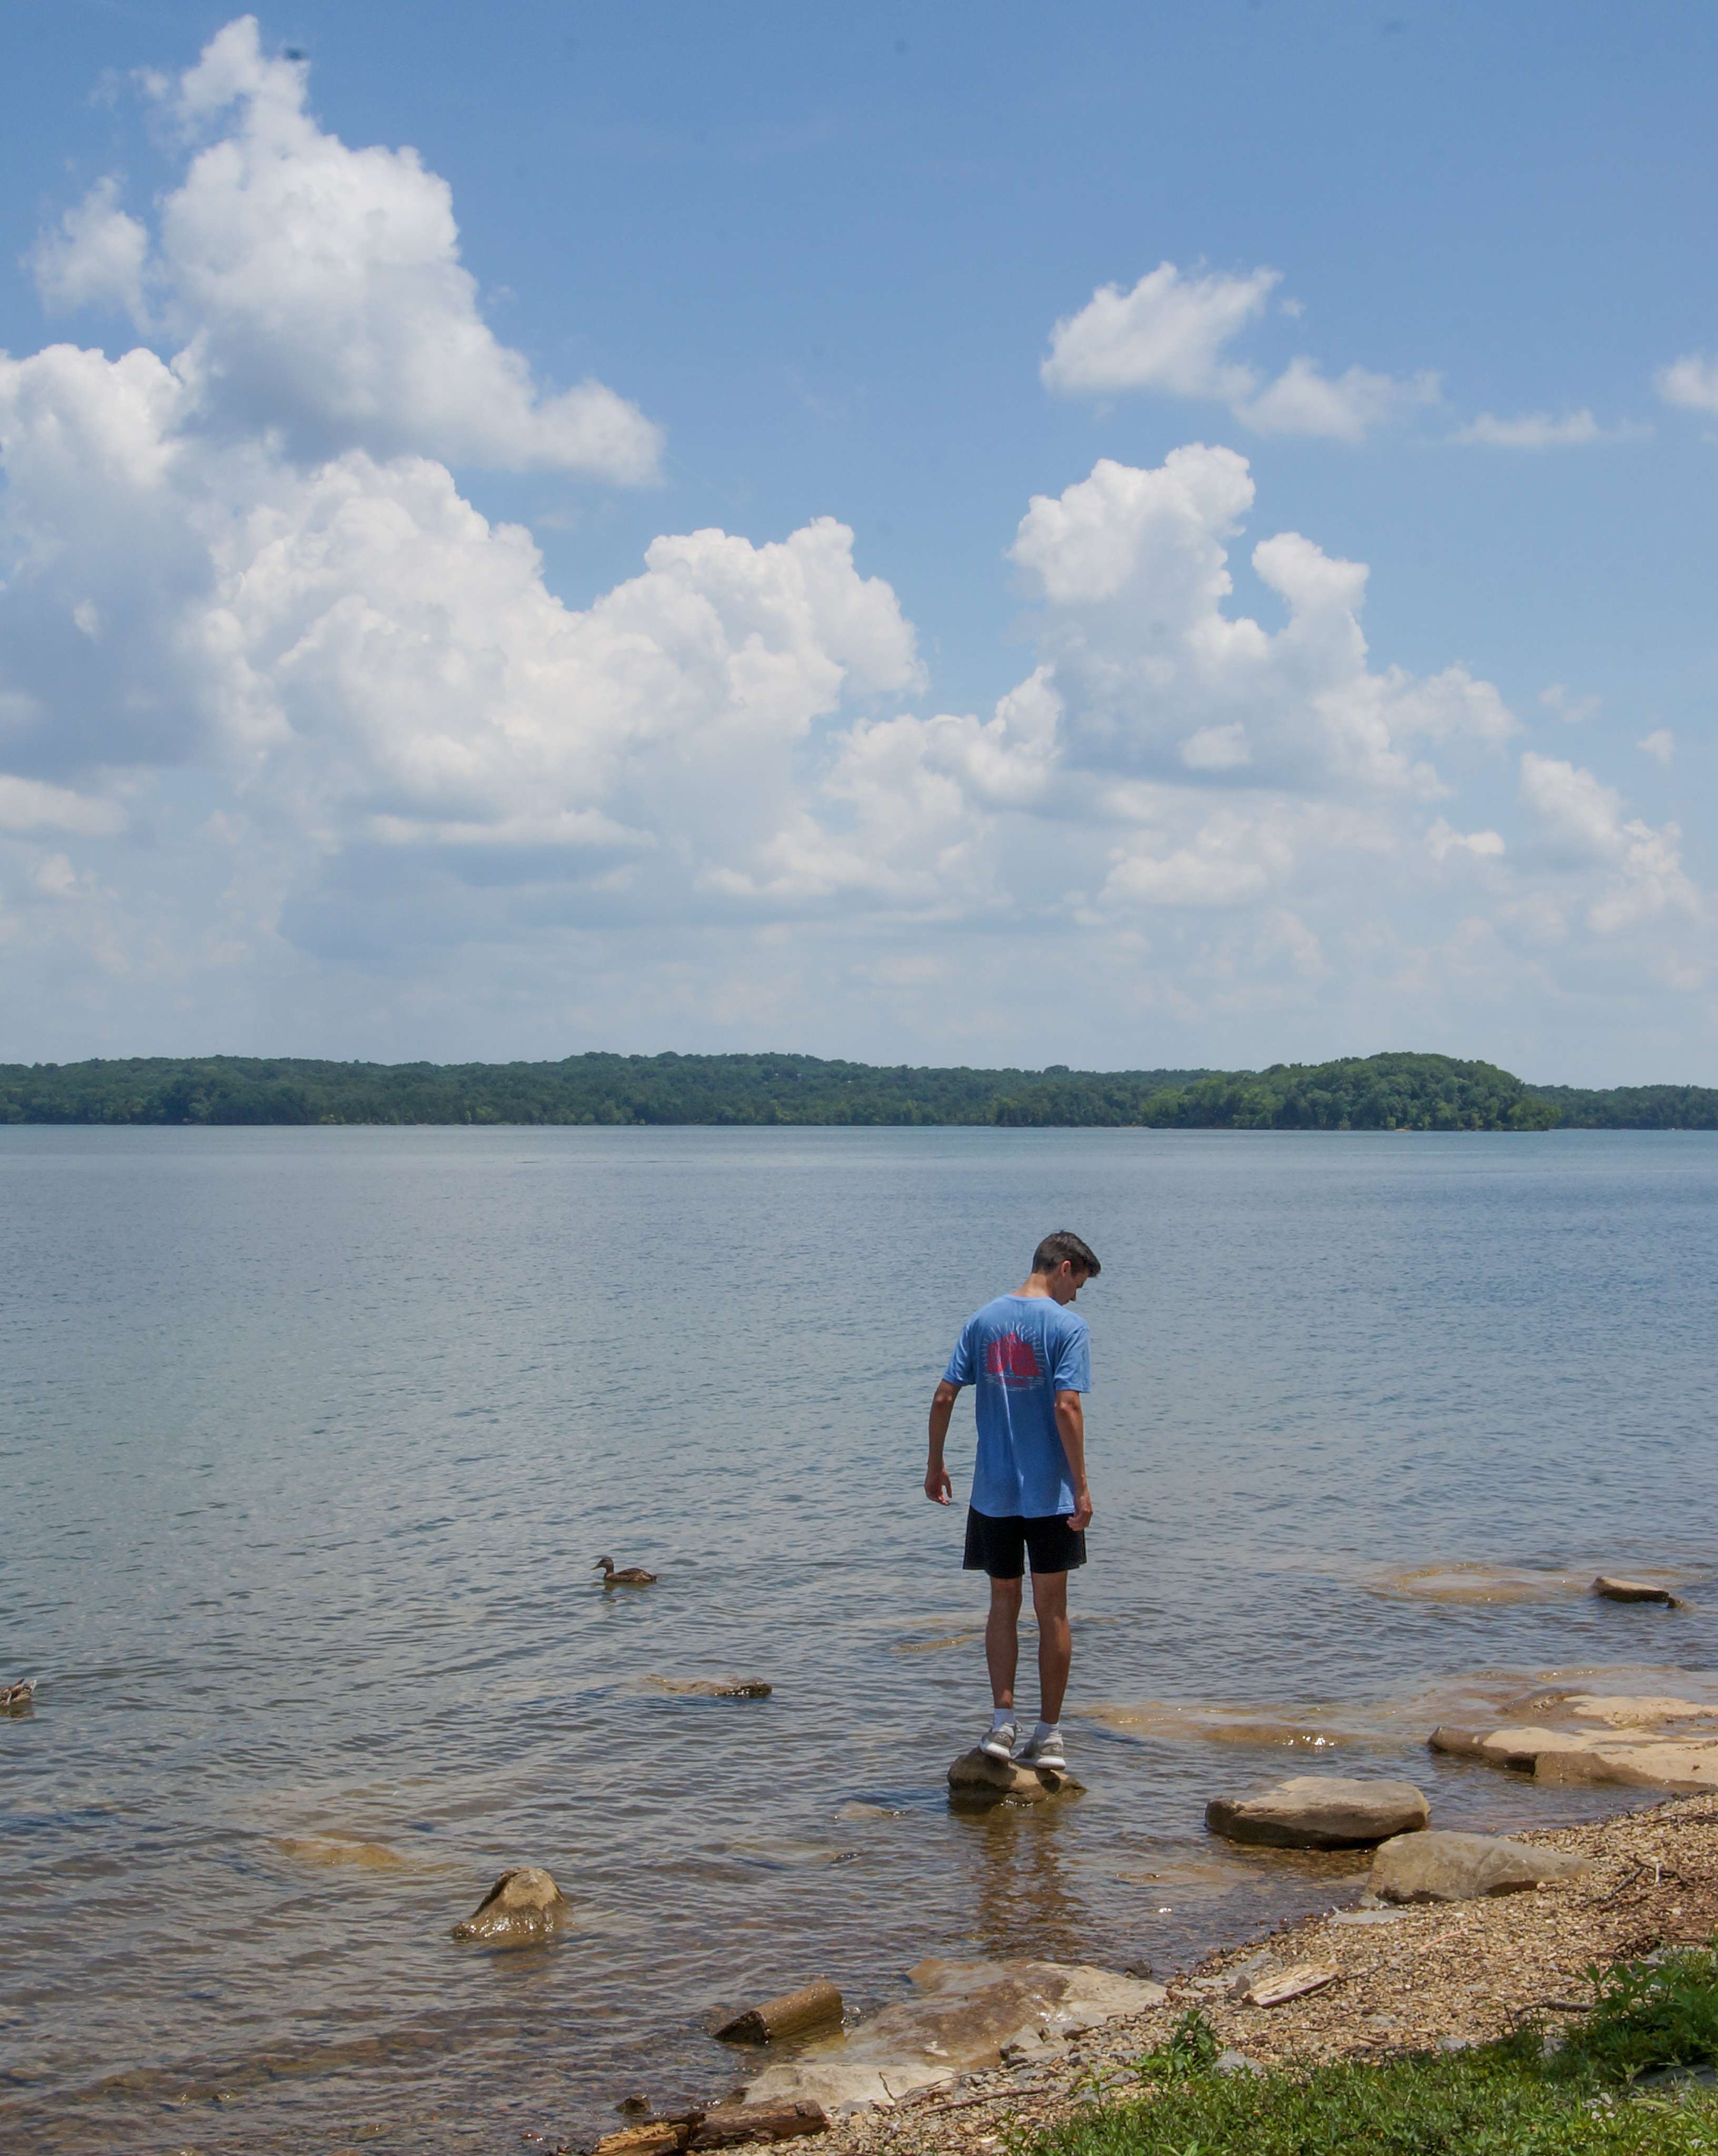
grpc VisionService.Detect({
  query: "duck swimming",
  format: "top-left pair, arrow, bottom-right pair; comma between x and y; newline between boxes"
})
595,1556 -> 657,1588
2,1677 -> 36,1714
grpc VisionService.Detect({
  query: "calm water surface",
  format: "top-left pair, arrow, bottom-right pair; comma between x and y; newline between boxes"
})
3,1127 -> 1716,2152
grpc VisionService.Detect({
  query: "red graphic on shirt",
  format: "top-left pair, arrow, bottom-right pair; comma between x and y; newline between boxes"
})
985,1332 -> 1041,1386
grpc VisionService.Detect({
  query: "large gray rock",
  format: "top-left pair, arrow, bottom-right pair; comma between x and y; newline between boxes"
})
1370,1829 -> 1591,1903
1205,1775 -> 1429,1850
450,1865 -> 568,1945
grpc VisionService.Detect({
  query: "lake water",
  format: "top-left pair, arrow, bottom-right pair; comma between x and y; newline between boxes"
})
4,1126 -> 1717,2153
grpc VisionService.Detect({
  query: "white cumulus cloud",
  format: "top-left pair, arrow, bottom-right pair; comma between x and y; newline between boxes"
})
0,22 -> 1709,1062
28,177 -> 152,327
1519,752 -> 1699,933
1539,683 -> 1601,724
1041,262 -> 1279,400
1452,408 -> 1607,448
1656,354 -> 1718,415
1002,448 -> 1512,799
1427,818 -> 1505,861
1042,261 -> 1439,442
30,17 -> 661,482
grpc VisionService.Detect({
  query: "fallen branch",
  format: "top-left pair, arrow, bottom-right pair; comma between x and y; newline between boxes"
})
913,2093 -> 1018,2119
1591,1863 -> 1650,1906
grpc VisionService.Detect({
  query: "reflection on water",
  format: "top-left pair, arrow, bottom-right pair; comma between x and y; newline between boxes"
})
3,1125 -> 1716,2153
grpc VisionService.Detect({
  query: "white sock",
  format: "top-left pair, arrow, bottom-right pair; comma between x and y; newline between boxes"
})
991,1706 -> 1016,1729
1033,1721 -> 1058,1743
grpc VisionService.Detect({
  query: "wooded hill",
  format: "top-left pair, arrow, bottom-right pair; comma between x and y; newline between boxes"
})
2,1050 -> 1713,1129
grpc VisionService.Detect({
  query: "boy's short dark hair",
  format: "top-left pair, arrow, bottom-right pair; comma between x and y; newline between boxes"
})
1032,1230 -> 1101,1279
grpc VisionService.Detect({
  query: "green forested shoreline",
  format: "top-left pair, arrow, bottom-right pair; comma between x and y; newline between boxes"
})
1,1050 -> 1713,1130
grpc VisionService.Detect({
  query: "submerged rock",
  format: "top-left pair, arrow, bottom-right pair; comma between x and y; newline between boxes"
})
947,1748 -> 1083,1804
450,1865 -> 568,1945
1205,1775 -> 1430,1849
1371,1828 -> 1592,1903
744,1957 -> 1164,2114
274,1836 -> 409,1869
645,1677 -> 774,1699
1367,1564 -> 1583,1606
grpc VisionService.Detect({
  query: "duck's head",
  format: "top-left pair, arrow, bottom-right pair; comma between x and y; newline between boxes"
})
594,1556 -> 615,1574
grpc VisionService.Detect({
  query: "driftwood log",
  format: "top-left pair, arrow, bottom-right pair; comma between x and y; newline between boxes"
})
714,1982 -> 843,2045
594,2124 -> 694,2156
1241,1962 -> 1342,2008
593,2102 -> 828,2156
692,2101 -> 830,2148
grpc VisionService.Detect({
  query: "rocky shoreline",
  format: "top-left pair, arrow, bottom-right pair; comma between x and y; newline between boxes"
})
674,1789 -> 1718,2156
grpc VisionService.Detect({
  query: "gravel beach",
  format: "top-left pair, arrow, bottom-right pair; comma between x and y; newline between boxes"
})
776,1791 -> 1718,2156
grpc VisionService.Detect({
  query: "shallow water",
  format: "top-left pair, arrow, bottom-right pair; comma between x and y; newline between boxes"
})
3,1125 -> 1716,2152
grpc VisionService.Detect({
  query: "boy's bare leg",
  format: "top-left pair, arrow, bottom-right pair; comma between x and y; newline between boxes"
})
986,1574 -> 1023,1710
1031,1569 -> 1071,1724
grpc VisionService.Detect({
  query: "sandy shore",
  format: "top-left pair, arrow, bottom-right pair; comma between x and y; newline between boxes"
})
805,1790 -> 1718,2155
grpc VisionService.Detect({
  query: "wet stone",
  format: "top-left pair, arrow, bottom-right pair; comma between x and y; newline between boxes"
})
1593,1575 -> 1684,1608
946,1748 -> 1084,1804
450,1865 -> 568,1946
1205,1775 -> 1430,1850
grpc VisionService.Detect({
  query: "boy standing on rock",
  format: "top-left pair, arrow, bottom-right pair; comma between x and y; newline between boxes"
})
923,1231 -> 1099,1775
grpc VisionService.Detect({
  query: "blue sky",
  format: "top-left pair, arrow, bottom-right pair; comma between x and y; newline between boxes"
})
1,1 -> 1713,1080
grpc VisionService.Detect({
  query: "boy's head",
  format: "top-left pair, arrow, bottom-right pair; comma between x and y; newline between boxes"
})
1032,1230 -> 1100,1298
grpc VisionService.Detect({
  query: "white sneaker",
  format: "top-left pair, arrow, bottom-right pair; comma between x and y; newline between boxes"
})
979,1720 -> 1018,1762
1019,1730 -> 1066,1774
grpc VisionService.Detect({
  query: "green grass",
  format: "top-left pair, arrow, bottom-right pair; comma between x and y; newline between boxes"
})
1030,1952 -> 1718,2156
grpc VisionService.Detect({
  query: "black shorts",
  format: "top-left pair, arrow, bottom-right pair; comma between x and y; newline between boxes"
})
963,1505 -> 1086,1580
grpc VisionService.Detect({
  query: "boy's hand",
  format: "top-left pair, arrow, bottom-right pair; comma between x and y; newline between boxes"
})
924,1465 -> 953,1505
1067,1485 -> 1093,1532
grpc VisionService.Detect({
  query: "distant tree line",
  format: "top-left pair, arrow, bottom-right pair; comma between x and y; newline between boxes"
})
2,1049 -> 1711,1130
1522,1083 -> 1718,1131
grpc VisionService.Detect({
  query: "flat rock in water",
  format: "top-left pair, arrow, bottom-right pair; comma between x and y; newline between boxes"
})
1370,1828 -> 1592,1904
1593,1575 -> 1683,1608
450,1864 -> 568,1945
1430,1687 -> 1718,1792
744,1957 -> 1164,2114
947,1748 -> 1083,1803
1205,1775 -> 1430,1849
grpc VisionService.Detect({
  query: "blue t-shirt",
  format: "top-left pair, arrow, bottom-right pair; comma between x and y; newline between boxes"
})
944,1293 -> 1091,1519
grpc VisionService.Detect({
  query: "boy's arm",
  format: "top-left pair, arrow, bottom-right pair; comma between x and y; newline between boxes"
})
1055,1390 -> 1092,1530
924,1380 -> 960,1504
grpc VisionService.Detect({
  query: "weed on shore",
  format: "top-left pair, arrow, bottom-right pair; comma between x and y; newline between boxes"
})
1035,1951 -> 1718,2155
